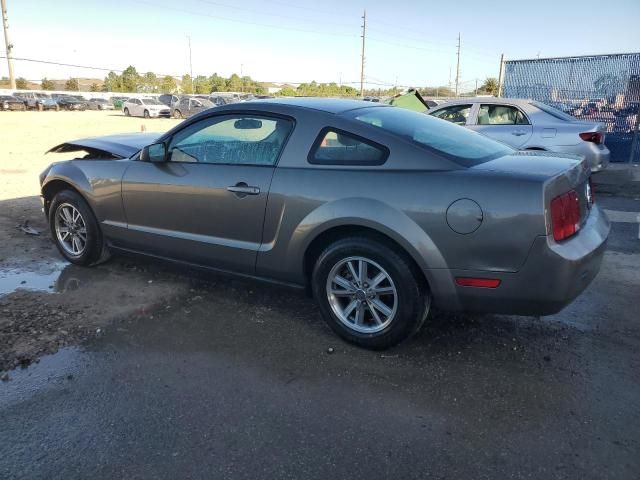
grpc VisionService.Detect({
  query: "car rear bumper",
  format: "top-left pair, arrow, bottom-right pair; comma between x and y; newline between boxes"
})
431,204 -> 610,316
554,143 -> 610,172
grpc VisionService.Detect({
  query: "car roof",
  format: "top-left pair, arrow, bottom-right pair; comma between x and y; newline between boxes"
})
433,97 -> 533,107
249,97 -> 390,114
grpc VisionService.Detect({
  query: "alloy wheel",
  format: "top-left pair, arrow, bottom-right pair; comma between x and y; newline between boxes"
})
326,256 -> 398,334
54,203 -> 87,256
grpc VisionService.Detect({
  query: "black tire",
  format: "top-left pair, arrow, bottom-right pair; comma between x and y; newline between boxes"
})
48,190 -> 110,266
143,109 -> 150,118
312,237 -> 430,350
124,107 -> 130,116
37,103 -> 44,111
55,105 -> 60,111
173,109 -> 182,119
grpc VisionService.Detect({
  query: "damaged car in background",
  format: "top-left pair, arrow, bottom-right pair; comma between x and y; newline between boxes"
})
39,98 -> 609,349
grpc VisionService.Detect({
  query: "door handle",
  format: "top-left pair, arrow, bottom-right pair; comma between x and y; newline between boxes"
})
512,130 -> 527,136
227,183 -> 260,196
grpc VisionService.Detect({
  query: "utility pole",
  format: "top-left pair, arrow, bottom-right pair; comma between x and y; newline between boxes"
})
240,63 -> 244,92
497,53 -> 505,98
339,72 -> 342,87
360,10 -> 366,97
1,0 -> 15,89
187,35 -> 193,93
455,32 -> 461,97
475,78 -> 478,96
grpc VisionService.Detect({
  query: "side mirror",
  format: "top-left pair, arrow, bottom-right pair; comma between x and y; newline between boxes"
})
141,142 -> 167,162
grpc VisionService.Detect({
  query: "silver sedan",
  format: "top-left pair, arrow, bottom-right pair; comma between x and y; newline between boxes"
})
428,98 -> 610,172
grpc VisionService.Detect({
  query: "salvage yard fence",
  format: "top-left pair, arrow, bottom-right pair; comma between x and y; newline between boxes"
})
499,52 -> 640,163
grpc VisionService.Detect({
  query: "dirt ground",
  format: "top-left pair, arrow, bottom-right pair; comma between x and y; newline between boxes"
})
0,110 -> 180,201
0,111 -> 182,370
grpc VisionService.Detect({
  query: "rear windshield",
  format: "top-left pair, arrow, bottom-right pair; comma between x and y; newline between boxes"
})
346,107 -> 513,167
531,101 -> 576,121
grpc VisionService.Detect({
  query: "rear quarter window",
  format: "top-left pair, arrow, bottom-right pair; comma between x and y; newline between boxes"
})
308,128 -> 388,166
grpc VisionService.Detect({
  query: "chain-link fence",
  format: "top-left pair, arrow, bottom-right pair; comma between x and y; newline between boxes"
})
500,53 -> 640,163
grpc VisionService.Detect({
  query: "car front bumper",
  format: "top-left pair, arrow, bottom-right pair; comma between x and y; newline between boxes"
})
431,204 -> 610,316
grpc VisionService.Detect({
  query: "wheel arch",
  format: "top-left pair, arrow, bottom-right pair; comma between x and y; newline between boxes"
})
294,199 -> 449,294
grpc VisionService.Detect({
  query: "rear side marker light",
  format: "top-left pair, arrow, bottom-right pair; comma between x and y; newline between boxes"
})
550,190 -> 580,241
455,277 -> 501,288
579,132 -> 603,144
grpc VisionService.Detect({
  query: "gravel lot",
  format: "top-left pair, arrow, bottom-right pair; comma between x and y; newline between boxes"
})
0,110 -> 639,479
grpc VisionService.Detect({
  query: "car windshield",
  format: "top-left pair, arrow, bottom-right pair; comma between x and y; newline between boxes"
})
347,106 -> 513,167
531,101 -> 576,121
142,98 -> 162,105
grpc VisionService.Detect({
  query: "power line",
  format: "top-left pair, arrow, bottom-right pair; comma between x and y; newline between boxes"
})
0,55 -> 182,78
132,0 -> 357,38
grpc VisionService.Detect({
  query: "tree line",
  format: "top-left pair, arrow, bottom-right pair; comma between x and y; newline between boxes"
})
4,69 -> 499,97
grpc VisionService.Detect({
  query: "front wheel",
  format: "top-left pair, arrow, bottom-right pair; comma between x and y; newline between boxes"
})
173,109 -> 182,119
49,190 -> 110,266
312,237 -> 430,350
143,109 -> 150,118
124,107 -> 130,116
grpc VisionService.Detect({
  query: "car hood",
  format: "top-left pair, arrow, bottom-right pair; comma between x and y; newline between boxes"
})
47,132 -> 161,159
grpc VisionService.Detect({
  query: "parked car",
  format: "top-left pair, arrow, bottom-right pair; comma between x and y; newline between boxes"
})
53,94 -> 88,111
123,97 -> 170,118
0,95 -> 27,111
87,98 -> 114,110
171,97 -> 214,118
111,96 -> 129,109
14,92 -> 59,110
209,94 -> 238,106
428,98 -> 610,172
40,98 -> 609,349
158,94 -> 180,107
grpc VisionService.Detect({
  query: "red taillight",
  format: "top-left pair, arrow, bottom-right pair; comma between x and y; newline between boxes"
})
455,277 -> 501,288
579,132 -> 603,144
550,190 -> 580,241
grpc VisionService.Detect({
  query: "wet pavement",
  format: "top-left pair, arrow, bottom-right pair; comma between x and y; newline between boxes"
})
1,195 -> 639,480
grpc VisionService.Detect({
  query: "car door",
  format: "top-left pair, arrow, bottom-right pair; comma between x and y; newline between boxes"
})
429,104 -> 474,126
467,103 -> 533,148
120,113 -> 294,274
189,99 -> 206,117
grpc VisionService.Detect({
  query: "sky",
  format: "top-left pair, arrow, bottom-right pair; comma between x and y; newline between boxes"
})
2,0 -> 640,90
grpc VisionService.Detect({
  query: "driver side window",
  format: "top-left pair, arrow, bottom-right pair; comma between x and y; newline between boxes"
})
168,115 -> 293,166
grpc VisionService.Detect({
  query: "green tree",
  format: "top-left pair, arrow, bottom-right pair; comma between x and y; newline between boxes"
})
89,83 -> 100,92
479,78 -> 498,96
41,78 -> 55,90
419,86 -> 456,97
121,66 -> 140,92
209,73 -> 227,92
278,86 -> 297,96
194,75 -> 211,94
15,77 -> 28,89
65,78 -> 79,91
160,75 -> 177,93
104,71 -> 122,92
226,73 -> 242,92
181,74 -> 194,94
142,72 -> 158,92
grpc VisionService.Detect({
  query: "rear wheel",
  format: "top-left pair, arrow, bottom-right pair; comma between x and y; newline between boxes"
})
312,237 -> 430,350
49,190 -> 110,266
173,109 -> 182,119
143,109 -> 150,118
37,103 -> 44,111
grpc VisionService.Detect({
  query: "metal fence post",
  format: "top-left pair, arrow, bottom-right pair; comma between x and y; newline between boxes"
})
629,111 -> 640,163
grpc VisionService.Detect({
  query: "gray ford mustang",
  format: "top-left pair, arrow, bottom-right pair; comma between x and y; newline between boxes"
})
40,98 -> 610,349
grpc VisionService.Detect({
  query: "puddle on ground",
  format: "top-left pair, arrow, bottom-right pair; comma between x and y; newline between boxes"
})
0,261 -> 71,296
